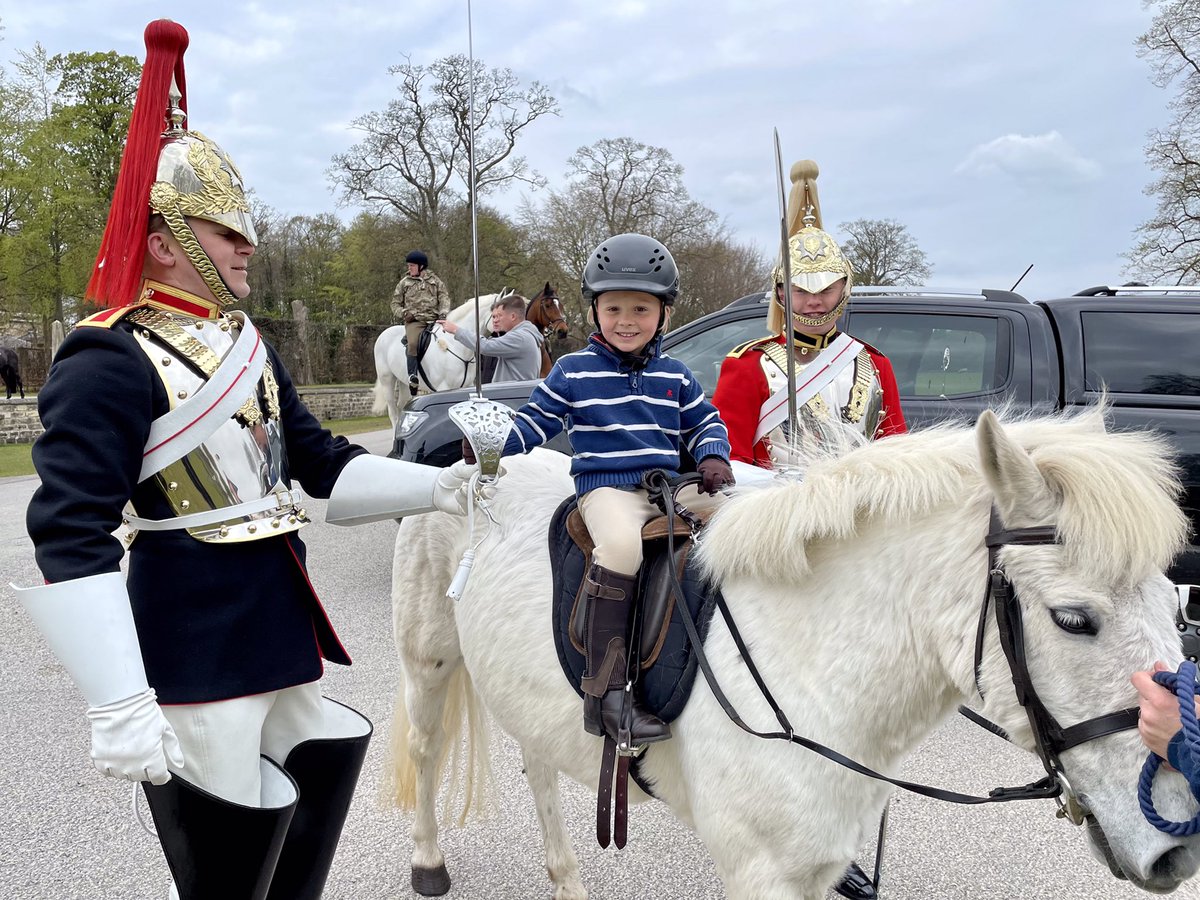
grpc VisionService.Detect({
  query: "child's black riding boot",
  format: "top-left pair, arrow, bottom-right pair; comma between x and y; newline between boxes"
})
579,563 -> 670,746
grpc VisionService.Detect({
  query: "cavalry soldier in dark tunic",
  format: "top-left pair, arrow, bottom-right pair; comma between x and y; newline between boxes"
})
711,161 -> 905,900
15,20 -> 473,900
391,250 -> 451,392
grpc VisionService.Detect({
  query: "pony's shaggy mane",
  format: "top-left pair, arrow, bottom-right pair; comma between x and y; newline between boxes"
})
698,408 -> 1187,589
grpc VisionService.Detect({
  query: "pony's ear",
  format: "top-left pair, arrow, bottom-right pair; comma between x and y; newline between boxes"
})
976,410 -> 1054,525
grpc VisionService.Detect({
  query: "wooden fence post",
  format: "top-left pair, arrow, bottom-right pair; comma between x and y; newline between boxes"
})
291,300 -> 314,385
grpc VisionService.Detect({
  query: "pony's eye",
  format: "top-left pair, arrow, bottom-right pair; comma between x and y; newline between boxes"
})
1051,607 -> 1098,636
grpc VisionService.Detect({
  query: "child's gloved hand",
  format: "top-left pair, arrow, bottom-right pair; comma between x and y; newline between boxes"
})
697,456 -> 735,495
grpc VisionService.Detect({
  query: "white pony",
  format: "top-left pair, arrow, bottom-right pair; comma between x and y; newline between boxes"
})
388,410 -> 1200,899
371,294 -> 505,431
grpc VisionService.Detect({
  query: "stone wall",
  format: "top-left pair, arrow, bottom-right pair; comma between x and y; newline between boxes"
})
295,386 -> 377,422
0,387 -> 376,445
0,399 -> 40,445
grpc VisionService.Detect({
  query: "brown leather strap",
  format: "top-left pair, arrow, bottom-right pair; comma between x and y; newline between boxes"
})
614,754 -> 631,849
596,737 -> 616,848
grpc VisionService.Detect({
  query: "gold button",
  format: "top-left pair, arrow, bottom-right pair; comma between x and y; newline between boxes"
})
161,357 -> 172,366
219,322 -> 230,332
248,524 -> 257,533
177,390 -> 188,399
218,526 -> 229,538
180,500 -> 190,510
271,518 -> 281,528
195,321 -> 204,330
288,515 -> 297,524
167,481 -> 178,492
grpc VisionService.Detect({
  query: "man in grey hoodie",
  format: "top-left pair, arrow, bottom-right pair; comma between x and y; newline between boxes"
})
439,292 -> 545,383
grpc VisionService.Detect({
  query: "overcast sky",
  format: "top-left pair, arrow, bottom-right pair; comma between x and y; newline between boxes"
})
0,0 -> 1171,300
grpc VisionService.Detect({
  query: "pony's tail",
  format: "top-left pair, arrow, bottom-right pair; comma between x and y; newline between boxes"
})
382,663 -> 496,827
370,377 -> 390,417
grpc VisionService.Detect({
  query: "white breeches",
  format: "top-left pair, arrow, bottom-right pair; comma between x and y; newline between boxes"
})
578,484 -> 721,576
161,680 -> 324,806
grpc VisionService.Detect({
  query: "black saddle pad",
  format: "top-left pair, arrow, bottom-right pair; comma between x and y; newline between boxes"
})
548,496 -> 717,725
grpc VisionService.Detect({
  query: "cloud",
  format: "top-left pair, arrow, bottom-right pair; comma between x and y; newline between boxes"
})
954,131 -> 1102,185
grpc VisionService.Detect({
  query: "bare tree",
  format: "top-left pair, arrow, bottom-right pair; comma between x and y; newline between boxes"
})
838,218 -> 933,286
520,137 -> 720,327
671,234 -> 768,326
1128,1 -> 1200,282
329,54 -> 558,265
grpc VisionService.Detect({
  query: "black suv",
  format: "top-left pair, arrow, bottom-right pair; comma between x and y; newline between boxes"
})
389,284 -> 1200,605
389,285 -> 1038,463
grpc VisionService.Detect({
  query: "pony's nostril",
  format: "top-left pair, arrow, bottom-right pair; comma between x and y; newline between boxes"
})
1148,845 -> 1197,887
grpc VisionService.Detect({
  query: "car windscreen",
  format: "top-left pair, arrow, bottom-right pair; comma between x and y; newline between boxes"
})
663,314 -> 771,396
1082,311 -> 1200,396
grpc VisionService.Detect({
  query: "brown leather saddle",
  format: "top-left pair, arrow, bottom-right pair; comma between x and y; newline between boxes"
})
548,495 -> 719,726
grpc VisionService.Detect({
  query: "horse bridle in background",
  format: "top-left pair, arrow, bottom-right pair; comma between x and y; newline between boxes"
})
967,510 -> 1141,826
649,472 -> 1139,819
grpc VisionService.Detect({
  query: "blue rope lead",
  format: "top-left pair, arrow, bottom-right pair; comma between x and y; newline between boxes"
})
1138,660 -> 1200,836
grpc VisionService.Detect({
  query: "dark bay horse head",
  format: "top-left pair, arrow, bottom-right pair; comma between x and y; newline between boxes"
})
526,282 -> 569,342
525,282 -> 570,378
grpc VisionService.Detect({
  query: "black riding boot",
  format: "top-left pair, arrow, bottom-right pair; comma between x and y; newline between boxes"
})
265,699 -> 373,900
142,757 -> 298,900
406,353 -> 420,393
579,564 -> 670,747
834,861 -> 877,900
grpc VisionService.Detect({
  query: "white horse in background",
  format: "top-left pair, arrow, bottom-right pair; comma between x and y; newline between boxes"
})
371,293 -> 507,432
387,409 -> 1200,899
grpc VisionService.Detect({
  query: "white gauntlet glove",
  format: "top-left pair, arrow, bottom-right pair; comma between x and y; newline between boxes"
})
433,460 -> 498,514
12,572 -> 182,784
327,454 -> 484,524
86,687 -> 183,784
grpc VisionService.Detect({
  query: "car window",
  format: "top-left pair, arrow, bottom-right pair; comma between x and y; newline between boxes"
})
849,312 -> 1006,397
1082,312 -> 1200,395
664,313 -> 770,396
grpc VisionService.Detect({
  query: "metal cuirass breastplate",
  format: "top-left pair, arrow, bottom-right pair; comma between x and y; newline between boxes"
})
128,308 -> 309,543
759,343 -> 885,441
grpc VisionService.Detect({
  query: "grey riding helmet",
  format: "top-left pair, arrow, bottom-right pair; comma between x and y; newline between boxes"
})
581,233 -> 680,305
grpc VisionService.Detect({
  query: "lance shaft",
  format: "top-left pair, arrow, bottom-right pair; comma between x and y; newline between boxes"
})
466,0 -> 483,396
773,130 -> 799,439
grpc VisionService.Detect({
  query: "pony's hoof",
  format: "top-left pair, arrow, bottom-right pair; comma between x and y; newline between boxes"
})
412,864 -> 451,896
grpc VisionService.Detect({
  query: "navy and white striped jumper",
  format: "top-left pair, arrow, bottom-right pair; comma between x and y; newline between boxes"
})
502,334 -> 731,496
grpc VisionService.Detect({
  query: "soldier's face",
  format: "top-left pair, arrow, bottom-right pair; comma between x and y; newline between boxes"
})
780,279 -> 844,333
191,217 -> 255,300
407,262 -> 421,277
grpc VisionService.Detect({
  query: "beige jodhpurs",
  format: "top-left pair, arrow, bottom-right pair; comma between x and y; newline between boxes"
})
404,322 -> 425,358
578,484 -> 721,577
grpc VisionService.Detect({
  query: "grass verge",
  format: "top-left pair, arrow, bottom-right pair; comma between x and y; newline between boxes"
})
322,415 -> 391,437
0,415 -> 391,479
0,443 -> 33,478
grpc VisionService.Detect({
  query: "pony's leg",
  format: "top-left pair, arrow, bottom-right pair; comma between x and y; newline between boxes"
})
402,651 -> 459,896
520,748 -> 587,900
715,852 -> 845,900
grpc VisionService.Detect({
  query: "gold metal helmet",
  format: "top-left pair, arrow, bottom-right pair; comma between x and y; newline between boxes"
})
768,160 -> 854,333
86,20 -> 256,310
149,88 -> 256,305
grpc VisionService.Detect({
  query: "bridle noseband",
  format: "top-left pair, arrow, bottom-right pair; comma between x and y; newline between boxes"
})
972,509 -> 1141,825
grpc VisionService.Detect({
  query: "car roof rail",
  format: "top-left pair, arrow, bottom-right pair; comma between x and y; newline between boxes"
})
1074,284 -> 1200,296
724,291 -> 771,308
851,286 -> 1029,304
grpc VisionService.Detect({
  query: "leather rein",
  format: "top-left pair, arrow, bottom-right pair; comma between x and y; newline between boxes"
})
646,471 -> 1140,819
